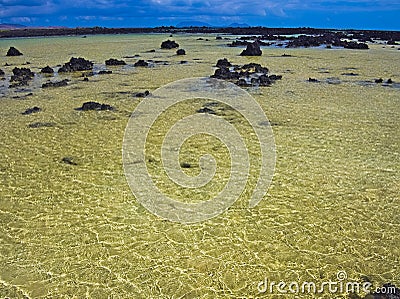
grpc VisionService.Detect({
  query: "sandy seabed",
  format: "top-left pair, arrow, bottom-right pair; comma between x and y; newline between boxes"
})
0,34 -> 399,298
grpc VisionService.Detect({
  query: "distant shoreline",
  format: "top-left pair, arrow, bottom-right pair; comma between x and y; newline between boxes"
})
1,26 -> 400,40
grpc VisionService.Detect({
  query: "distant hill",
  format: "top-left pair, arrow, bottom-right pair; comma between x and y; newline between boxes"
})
176,21 -> 213,28
0,23 -> 27,29
228,23 -> 250,28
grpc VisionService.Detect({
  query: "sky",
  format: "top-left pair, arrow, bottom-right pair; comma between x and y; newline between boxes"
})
0,0 -> 399,30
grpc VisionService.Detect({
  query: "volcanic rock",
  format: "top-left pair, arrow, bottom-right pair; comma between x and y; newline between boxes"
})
240,41 -> 262,56
41,66 -> 54,74
77,101 -> 114,111
105,58 -> 126,66
134,60 -> 149,67
58,57 -> 93,72
161,40 -> 179,49
6,46 -> 23,56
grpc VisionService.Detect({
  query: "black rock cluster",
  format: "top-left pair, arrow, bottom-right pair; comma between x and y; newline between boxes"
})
58,57 -> 94,72
211,58 -> 282,87
10,67 -> 34,87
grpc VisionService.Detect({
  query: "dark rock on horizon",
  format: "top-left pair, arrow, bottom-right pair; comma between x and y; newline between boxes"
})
41,66 -> 54,74
42,79 -> 69,88
134,60 -> 149,67
58,57 -> 93,72
22,106 -> 41,115
161,40 -> 179,49
176,49 -> 186,55
6,46 -> 23,56
240,41 -> 262,56
105,58 -> 126,66
77,101 -> 114,111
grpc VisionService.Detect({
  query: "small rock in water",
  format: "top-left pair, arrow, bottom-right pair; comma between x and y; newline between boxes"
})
308,77 -> 319,82
180,162 -> 191,168
77,101 -> 114,111
0,69 -> 4,76
240,41 -> 262,56
41,66 -> 54,74
42,79 -> 69,88
6,46 -> 23,56
375,78 -> 383,83
98,70 -> 113,75
176,49 -> 186,55
134,90 -> 150,98
161,40 -> 179,49
22,107 -> 41,115
58,57 -> 93,72
216,58 -> 232,68
105,58 -> 126,66
134,60 -> 149,67
61,157 -> 78,166
386,78 -> 393,84
196,107 -> 216,114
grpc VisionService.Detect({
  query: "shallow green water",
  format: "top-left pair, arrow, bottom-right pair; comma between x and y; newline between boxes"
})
0,34 -> 399,298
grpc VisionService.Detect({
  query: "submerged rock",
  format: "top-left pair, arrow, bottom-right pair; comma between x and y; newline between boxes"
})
196,107 -> 216,114
240,41 -> 262,56
6,46 -> 23,56
161,40 -> 179,49
77,101 -> 114,111
42,79 -> 69,88
105,58 -> 126,66
58,57 -> 93,72
61,157 -> 78,166
28,122 -> 56,128
176,49 -> 186,55
22,106 -> 41,115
